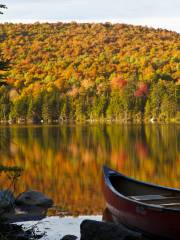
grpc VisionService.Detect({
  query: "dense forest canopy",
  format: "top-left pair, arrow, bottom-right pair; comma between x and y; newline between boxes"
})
0,22 -> 179,123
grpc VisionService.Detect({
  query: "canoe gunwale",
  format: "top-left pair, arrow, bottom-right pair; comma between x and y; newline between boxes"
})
103,166 -> 180,213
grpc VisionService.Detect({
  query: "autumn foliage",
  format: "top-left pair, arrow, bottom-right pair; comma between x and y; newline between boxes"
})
0,22 -> 179,123
111,76 -> 127,89
135,83 -> 148,97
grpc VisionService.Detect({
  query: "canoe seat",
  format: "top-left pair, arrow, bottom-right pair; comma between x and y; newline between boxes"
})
130,195 -> 171,201
161,203 -> 180,206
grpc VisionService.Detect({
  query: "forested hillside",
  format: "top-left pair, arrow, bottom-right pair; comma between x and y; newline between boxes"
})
0,22 -> 179,123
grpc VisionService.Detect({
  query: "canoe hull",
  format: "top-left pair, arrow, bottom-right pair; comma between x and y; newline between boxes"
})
102,167 -> 180,239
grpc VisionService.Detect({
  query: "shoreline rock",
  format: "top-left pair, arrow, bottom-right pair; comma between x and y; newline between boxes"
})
15,190 -> 53,207
61,235 -> 78,240
0,190 -> 53,223
61,219 -> 150,240
80,220 -> 145,240
0,222 -> 44,240
0,190 -> 15,214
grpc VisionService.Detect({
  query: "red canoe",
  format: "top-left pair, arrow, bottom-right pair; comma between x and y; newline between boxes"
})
102,166 -> 180,239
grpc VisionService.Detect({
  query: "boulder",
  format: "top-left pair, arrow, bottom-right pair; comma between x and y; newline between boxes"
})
0,190 -> 15,213
80,220 -> 146,240
15,190 -> 53,207
61,235 -> 78,240
0,223 -> 44,240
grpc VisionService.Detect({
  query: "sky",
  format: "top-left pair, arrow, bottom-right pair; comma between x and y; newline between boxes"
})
0,0 -> 180,32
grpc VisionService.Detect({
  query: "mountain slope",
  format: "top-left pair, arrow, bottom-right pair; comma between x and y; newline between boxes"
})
0,23 -> 179,123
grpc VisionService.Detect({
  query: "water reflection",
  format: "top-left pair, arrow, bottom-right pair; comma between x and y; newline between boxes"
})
0,124 -> 179,215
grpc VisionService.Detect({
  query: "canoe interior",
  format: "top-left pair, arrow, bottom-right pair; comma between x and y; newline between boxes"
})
110,175 -> 180,210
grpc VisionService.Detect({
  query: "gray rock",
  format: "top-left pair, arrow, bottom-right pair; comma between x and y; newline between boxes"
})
61,235 -> 78,240
2,205 -> 48,223
15,190 -> 53,207
80,220 -> 146,240
0,190 -> 15,213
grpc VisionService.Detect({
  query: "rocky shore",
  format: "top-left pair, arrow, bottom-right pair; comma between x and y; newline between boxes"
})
0,190 -> 53,239
0,190 -> 53,222
0,190 -> 152,240
61,220 -> 150,240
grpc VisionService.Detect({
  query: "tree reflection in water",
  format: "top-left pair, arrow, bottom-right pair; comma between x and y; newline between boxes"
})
0,124 -> 179,215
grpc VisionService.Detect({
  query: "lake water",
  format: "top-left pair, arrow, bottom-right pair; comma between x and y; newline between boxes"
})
0,124 -> 179,215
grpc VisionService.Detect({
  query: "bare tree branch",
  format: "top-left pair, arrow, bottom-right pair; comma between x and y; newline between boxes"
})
0,4 -> 7,14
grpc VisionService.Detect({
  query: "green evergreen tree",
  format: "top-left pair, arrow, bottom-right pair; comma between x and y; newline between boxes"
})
75,96 -> 86,121
12,96 -> 28,122
90,95 -> 108,120
0,86 -> 10,121
106,91 -> 123,120
149,80 -> 166,118
121,81 -> 136,120
144,100 -> 152,120
27,95 -> 43,123
59,96 -> 74,121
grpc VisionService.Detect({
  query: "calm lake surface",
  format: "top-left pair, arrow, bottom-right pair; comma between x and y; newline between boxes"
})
0,124 -> 179,215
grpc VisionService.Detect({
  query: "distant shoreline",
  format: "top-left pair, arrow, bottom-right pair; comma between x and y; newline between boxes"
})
0,118 -> 179,126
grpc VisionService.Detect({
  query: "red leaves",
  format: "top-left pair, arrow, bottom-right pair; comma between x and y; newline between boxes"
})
135,83 -> 148,97
139,83 -> 148,94
111,77 -> 149,98
111,77 -> 127,89
111,77 -> 148,98
134,89 -> 143,97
